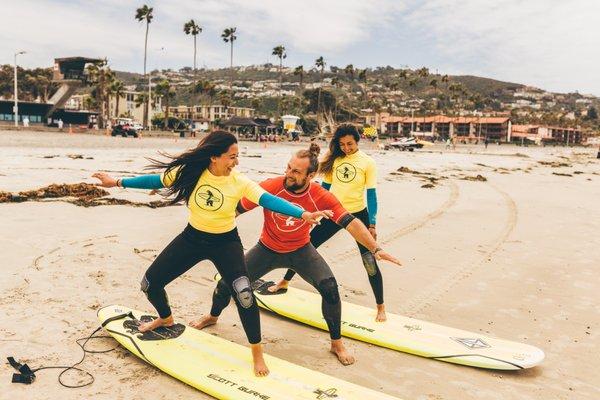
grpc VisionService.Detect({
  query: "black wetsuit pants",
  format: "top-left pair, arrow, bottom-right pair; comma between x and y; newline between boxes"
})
283,208 -> 384,305
210,242 -> 343,340
141,224 -> 261,344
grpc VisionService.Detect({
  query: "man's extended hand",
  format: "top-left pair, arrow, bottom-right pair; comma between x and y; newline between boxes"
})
301,210 -> 334,225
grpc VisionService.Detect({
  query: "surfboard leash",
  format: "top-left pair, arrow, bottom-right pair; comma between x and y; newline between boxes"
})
6,311 -> 133,388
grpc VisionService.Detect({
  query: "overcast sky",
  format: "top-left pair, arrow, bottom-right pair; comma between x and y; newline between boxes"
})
2,0 -> 599,95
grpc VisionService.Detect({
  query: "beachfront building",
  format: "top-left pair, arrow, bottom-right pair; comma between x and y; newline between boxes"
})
0,99 -> 97,127
168,105 -> 254,124
511,125 -> 586,145
384,115 -> 512,143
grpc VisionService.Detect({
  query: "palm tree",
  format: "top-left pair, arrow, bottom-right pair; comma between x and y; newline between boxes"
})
358,69 -> 368,101
184,19 -> 202,89
194,79 -> 217,103
441,74 -> 449,85
155,79 -> 175,128
315,56 -> 326,123
86,62 -> 113,128
417,67 -> 429,78
221,27 -> 237,89
135,93 -> 156,124
135,4 -> 154,128
110,79 -> 125,118
293,65 -> 304,93
344,64 -> 355,80
272,45 -> 287,98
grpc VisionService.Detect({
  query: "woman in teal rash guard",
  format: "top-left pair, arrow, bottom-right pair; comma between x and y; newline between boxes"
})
93,130 -> 330,377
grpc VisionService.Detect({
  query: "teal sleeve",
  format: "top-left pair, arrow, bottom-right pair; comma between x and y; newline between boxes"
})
366,188 -> 377,225
321,181 -> 331,191
121,174 -> 164,189
258,192 -> 304,219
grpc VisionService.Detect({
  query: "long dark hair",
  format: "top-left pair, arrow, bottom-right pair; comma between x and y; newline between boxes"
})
150,130 -> 237,205
319,124 -> 360,175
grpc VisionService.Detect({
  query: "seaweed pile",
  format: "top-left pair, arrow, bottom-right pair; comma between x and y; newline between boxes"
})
0,183 -> 172,208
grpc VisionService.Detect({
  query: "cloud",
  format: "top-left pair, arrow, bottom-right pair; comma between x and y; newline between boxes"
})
0,0 -> 597,94
398,0 -> 600,94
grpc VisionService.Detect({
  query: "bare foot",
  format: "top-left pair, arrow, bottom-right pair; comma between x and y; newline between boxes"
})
376,304 -> 387,322
189,315 -> 218,330
251,344 -> 270,377
267,279 -> 289,293
330,339 -> 355,365
138,315 -> 174,332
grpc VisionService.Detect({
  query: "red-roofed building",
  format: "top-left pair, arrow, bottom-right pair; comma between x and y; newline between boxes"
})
512,125 -> 586,145
384,115 -> 511,142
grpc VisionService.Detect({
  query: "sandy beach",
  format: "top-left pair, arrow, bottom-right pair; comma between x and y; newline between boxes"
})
1,130 -> 598,400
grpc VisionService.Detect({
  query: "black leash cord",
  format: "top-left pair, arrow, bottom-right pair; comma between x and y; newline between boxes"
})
8,325 -> 121,388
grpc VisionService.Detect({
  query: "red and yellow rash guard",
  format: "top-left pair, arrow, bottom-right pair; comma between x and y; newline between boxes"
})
323,150 -> 377,213
239,177 -> 349,253
161,168 -> 265,234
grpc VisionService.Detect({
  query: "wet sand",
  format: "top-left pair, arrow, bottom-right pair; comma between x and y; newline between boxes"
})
1,130 -> 598,399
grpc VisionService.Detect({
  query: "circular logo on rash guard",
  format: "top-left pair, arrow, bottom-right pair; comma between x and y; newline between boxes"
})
335,162 -> 356,183
270,201 -> 306,232
194,185 -> 224,211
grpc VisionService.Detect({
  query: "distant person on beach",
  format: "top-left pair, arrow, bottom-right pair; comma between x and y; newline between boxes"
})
189,142 -> 401,366
269,124 -> 389,321
57,119 -> 63,130
92,130 -> 328,377
484,137 -> 489,149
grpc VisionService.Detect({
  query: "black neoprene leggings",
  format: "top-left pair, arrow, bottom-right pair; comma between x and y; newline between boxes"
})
141,224 -> 261,344
283,208 -> 384,305
210,242 -> 343,340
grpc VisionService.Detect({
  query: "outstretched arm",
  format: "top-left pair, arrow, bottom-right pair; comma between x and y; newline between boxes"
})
258,192 -> 333,225
345,218 -> 401,265
92,172 -> 164,190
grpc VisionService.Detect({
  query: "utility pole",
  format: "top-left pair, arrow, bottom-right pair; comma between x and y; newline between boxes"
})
13,51 -> 26,127
148,71 -> 152,131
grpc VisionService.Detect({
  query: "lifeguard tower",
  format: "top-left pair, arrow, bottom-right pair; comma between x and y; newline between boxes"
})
46,57 -> 104,117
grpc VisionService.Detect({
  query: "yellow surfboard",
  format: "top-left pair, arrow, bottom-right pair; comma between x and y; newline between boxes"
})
252,281 -> 545,370
98,305 -> 403,400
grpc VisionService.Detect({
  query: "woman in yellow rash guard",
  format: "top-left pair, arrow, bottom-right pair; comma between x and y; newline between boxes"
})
270,124 -> 388,321
92,131 -> 328,376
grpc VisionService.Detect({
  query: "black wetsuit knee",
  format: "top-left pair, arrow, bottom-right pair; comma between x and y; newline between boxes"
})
210,279 -> 232,317
318,277 -> 340,305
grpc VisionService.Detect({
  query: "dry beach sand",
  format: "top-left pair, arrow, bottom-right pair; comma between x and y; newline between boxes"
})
1,130 -> 599,399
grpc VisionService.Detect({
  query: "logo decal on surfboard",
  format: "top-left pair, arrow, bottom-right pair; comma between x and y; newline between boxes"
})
314,387 -> 338,399
452,337 -> 491,349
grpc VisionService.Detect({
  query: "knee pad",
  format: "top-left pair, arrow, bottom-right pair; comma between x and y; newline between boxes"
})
361,252 -> 378,277
232,276 -> 254,309
318,277 -> 340,305
140,275 -> 150,294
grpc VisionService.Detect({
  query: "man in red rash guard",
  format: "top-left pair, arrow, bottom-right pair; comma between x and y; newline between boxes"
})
190,143 -> 401,365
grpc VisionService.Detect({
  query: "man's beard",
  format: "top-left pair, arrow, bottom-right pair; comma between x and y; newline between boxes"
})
284,177 -> 307,192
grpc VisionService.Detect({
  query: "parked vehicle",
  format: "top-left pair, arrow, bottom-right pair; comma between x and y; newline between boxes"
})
111,123 -> 138,138
384,137 -> 425,151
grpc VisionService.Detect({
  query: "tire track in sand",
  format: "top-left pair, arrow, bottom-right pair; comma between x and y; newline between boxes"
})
399,182 -> 518,316
332,181 -> 460,262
